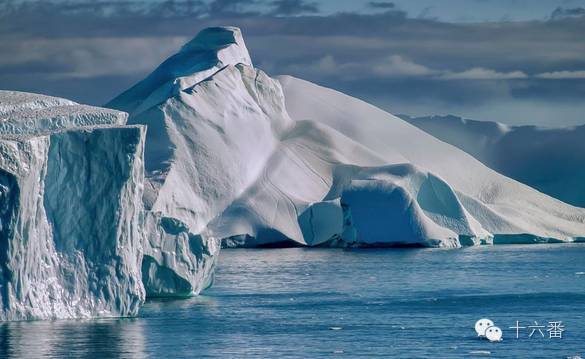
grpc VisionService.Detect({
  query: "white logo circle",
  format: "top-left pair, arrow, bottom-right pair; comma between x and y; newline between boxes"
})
485,326 -> 503,342
474,318 -> 495,337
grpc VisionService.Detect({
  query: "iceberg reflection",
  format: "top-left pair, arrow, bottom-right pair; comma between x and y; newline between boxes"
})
0,318 -> 145,358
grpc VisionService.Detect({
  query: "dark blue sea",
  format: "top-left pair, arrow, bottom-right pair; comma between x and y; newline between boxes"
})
1,244 -> 584,358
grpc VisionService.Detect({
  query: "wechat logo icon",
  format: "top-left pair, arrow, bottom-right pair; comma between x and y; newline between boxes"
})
475,318 -> 503,342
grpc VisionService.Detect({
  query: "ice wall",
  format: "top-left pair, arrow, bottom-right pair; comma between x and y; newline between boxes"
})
0,91 -> 146,320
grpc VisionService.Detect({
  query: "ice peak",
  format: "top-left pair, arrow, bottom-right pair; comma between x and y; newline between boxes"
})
107,26 -> 254,115
181,26 -> 252,67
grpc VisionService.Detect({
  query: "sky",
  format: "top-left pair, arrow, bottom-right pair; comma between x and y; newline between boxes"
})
1,0 -> 585,126
305,0 -> 585,21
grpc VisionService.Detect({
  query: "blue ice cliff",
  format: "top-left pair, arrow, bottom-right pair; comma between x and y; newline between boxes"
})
0,91 -> 145,320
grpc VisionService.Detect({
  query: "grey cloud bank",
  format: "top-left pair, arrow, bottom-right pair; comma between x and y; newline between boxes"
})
0,1 -> 584,126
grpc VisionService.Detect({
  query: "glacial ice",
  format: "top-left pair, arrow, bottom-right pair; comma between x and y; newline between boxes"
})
109,26 -> 585,256
401,115 -> 585,208
107,27 -> 261,296
0,91 -> 145,320
2,25 -> 585,319
279,76 -> 585,245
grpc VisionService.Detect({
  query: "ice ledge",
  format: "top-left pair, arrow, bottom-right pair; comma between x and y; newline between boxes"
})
0,90 -> 127,137
0,90 -> 75,116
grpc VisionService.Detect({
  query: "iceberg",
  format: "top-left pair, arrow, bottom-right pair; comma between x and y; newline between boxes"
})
0,91 -> 145,320
3,26 -> 584,319
401,115 -> 585,208
108,26 -> 585,254
107,27 -> 257,296
279,76 -> 585,244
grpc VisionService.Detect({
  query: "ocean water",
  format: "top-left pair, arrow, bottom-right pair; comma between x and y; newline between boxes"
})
1,244 -> 584,358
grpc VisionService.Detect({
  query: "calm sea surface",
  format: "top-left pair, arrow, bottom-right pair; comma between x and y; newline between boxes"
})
1,244 -> 584,358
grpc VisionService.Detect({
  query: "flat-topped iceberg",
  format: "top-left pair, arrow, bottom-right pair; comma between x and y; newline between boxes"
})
0,90 -> 145,320
0,90 -> 126,137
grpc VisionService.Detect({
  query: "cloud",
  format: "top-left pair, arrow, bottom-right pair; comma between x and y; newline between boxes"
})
285,55 -> 360,79
439,68 -> 528,80
208,0 -> 260,16
0,0 -> 207,19
293,55 -> 582,83
0,36 -> 188,78
535,70 -> 585,79
367,2 -> 396,10
285,55 -> 436,80
270,0 -> 319,15
550,7 -> 585,20
1,0 -> 585,126
371,55 -> 436,77
285,55 -> 529,81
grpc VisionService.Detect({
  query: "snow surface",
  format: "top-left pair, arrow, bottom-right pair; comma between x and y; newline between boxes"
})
107,27 -> 254,296
109,26 -> 585,255
0,91 -> 145,320
401,115 -> 585,208
0,90 -> 126,137
279,76 -> 585,244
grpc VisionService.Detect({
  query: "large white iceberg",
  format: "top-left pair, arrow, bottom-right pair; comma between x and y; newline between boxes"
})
108,26 -> 585,254
0,91 -> 145,320
279,76 -> 585,244
401,115 -> 585,208
3,26 -> 584,319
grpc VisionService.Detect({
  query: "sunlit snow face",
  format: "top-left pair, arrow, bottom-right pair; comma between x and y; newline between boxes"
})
485,326 -> 503,342
475,318 -> 494,336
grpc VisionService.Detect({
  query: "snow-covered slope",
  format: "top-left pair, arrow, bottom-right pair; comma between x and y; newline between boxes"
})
277,76 -> 585,245
0,91 -> 145,320
107,27 -> 257,296
401,115 -> 585,208
109,27 -> 585,256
